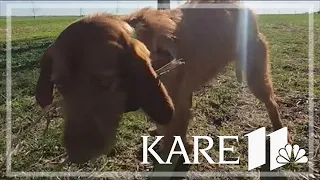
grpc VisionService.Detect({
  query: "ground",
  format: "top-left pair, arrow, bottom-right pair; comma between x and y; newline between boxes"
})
0,14 -> 319,179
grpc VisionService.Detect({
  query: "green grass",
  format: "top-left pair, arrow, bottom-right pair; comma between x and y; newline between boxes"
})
0,14 -> 319,179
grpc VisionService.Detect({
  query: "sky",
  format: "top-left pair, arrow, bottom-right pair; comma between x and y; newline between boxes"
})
0,1 -> 319,17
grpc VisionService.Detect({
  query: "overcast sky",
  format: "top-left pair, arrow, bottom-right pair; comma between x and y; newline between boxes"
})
0,1 -> 319,16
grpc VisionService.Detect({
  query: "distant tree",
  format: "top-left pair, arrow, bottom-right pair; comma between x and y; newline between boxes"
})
31,1 -> 39,18
317,10 -> 320,14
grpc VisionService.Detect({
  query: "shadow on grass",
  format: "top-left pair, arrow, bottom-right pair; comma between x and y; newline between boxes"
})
10,38 -> 53,54
0,38 -> 53,71
11,59 -> 40,72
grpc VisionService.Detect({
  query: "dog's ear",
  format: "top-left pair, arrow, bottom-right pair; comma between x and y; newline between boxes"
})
124,38 -> 174,125
35,49 -> 54,108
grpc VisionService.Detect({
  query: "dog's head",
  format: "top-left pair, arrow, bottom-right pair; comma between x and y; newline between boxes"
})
35,15 -> 174,164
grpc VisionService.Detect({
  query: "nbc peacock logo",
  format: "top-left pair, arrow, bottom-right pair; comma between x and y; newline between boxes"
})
276,144 -> 308,164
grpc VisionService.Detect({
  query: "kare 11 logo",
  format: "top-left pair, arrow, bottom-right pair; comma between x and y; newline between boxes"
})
141,127 -> 308,170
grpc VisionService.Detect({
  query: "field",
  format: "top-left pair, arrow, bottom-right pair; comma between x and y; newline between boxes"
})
0,14 -> 319,179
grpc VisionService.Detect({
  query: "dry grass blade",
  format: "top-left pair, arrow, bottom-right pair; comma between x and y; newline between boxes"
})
313,143 -> 320,159
0,101 -> 61,170
155,58 -> 185,76
12,106 -> 50,146
42,117 -> 52,136
12,98 -> 62,147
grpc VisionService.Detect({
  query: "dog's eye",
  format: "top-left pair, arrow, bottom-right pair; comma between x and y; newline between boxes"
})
91,71 -> 121,91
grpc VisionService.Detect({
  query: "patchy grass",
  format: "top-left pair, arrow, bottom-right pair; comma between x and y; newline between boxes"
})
0,14 -> 319,179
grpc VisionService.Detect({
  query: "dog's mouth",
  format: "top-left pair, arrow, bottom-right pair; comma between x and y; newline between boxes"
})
62,94 -> 126,164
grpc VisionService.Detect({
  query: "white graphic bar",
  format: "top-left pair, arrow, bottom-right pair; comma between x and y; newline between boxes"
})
268,127 -> 288,171
245,127 -> 266,170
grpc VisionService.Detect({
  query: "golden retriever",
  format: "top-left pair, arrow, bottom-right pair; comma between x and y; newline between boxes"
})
35,14 -> 175,164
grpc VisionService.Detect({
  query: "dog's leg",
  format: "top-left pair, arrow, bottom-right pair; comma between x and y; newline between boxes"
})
247,74 -> 283,131
246,35 -> 286,133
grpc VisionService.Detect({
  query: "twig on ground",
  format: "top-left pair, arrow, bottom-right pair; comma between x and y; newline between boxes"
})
43,117 -> 52,136
12,105 -> 50,145
44,153 -> 67,164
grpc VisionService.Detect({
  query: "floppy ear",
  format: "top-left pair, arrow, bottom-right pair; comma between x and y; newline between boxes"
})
35,49 -> 54,108
124,38 -> 174,125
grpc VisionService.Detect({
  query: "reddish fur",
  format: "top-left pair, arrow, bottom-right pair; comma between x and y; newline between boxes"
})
35,14 -> 174,164
124,1 -> 290,154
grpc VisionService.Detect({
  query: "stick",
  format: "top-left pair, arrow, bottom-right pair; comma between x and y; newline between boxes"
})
155,58 -> 185,77
12,99 -> 61,146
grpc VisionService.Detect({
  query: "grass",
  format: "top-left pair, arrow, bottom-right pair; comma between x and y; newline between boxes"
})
0,14 -> 319,179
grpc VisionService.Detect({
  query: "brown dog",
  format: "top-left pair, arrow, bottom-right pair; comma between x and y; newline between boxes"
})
35,13 -> 174,164
122,1 -> 289,154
